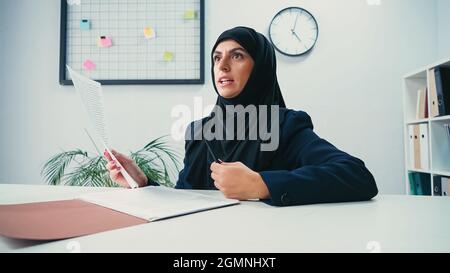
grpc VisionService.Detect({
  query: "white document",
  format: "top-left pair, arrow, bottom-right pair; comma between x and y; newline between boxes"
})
79,186 -> 240,221
66,65 -> 139,189
408,125 -> 415,169
419,123 -> 429,170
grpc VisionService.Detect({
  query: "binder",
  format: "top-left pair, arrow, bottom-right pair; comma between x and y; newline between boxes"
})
419,173 -> 431,195
419,123 -> 429,170
429,69 -> 439,117
442,177 -> 449,196
433,176 -> 442,196
414,172 -> 423,195
408,172 -> 416,195
416,88 -> 427,119
408,125 -> 415,169
413,172 -> 431,196
434,66 -> 450,116
413,125 -> 421,169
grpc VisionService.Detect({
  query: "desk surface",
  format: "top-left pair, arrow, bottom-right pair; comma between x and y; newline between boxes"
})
0,184 -> 449,253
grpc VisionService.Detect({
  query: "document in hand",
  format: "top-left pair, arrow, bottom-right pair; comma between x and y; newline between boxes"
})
0,187 -> 239,240
66,65 -> 139,189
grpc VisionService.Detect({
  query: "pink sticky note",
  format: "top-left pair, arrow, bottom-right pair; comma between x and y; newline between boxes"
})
98,36 -> 112,48
83,59 -> 96,71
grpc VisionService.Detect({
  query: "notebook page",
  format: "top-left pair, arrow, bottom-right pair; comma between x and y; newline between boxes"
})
79,186 -> 240,221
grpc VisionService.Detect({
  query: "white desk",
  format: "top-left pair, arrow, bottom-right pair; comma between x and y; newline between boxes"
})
0,184 -> 449,253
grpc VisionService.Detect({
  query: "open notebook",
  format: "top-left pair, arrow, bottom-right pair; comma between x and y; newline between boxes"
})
0,187 -> 239,240
79,186 -> 239,221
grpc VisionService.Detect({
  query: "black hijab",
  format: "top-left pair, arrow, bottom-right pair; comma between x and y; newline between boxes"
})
206,26 -> 286,164
211,26 -> 286,108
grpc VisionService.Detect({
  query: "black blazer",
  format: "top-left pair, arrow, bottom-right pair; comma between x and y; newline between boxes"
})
163,109 -> 378,207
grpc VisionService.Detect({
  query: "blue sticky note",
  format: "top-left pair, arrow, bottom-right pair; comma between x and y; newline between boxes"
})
80,19 -> 90,30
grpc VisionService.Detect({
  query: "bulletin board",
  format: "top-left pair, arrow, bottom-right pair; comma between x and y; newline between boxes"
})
59,0 -> 204,85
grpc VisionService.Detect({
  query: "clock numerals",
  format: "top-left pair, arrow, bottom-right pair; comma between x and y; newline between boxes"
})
269,7 -> 318,56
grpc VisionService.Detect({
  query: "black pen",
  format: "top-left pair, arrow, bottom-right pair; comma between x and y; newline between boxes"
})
204,140 -> 223,164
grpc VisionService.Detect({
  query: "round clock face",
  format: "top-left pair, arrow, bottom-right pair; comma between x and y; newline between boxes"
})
269,7 -> 319,56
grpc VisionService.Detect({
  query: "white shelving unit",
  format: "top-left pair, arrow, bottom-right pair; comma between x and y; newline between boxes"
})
403,57 -> 450,195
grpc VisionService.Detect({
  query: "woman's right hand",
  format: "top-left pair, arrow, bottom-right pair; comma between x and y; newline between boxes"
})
104,149 -> 148,188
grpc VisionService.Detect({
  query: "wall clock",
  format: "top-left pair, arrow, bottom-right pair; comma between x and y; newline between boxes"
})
269,7 -> 319,56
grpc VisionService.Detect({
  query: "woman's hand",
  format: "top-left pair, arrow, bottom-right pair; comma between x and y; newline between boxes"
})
104,149 -> 148,188
210,161 -> 270,200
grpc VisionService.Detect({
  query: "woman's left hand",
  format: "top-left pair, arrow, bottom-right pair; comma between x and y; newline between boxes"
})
210,161 -> 270,200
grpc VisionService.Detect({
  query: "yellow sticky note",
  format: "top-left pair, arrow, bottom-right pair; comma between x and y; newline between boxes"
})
144,27 -> 156,39
184,10 -> 197,20
163,51 -> 174,61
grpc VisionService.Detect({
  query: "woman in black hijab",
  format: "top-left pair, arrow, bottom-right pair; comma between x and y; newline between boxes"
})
105,26 -> 378,206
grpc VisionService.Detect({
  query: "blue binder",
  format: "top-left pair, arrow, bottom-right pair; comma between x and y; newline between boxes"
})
434,66 -> 450,116
433,176 -> 442,196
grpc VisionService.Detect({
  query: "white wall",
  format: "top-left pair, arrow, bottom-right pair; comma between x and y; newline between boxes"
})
0,0 -> 444,194
438,0 -> 450,58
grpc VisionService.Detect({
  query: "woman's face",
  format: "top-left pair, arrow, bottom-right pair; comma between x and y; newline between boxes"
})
213,39 -> 254,99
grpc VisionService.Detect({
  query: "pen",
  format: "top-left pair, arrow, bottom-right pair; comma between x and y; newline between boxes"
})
204,140 -> 223,164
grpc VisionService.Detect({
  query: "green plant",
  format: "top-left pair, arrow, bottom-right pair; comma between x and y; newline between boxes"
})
41,136 -> 180,188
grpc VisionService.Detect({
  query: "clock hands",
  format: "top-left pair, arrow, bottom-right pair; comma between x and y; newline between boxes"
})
292,12 -> 299,31
291,30 -> 302,43
291,12 -> 302,43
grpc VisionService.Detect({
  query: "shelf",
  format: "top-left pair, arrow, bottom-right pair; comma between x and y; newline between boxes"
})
433,170 -> 450,177
430,121 -> 450,172
403,56 -> 450,78
403,56 -> 450,196
406,119 -> 429,125
408,169 -> 431,174
406,117 -> 450,124
404,69 -> 427,80
430,115 -> 450,122
403,77 -> 427,121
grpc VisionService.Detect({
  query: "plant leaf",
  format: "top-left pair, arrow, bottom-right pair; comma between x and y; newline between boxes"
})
42,136 -> 180,188
41,149 -> 88,185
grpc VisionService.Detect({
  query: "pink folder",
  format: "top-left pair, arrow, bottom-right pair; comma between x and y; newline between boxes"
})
0,187 -> 239,241
0,200 -> 148,240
